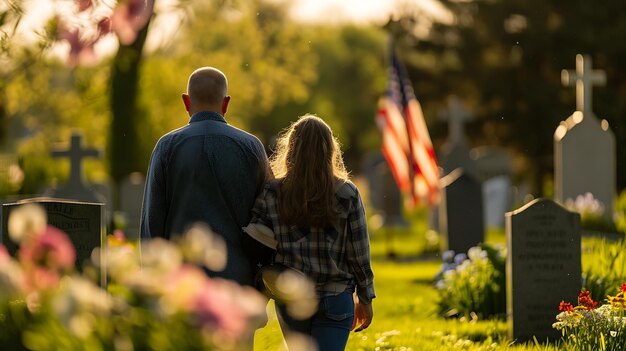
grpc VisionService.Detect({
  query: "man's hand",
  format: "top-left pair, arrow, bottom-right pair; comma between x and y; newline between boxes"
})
353,301 -> 373,332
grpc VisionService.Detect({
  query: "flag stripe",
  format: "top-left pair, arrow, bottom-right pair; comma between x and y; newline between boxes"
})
376,42 -> 440,208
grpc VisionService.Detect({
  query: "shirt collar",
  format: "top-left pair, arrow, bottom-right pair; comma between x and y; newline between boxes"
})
189,111 -> 227,124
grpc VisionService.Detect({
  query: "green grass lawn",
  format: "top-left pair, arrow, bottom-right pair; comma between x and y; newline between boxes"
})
253,221 -> 565,350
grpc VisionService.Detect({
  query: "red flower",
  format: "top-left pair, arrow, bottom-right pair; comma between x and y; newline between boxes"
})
578,290 -> 598,310
621,283 -> 626,293
559,300 -> 574,312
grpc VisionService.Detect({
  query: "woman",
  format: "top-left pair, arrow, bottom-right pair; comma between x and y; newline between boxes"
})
245,115 -> 375,350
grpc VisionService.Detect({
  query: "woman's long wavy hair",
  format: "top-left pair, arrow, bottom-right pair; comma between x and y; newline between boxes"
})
270,115 -> 349,228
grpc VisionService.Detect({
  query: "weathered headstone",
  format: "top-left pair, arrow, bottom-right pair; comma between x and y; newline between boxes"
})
118,172 -> 146,241
555,54 -> 615,222
1,198 -> 106,284
439,96 -> 475,177
471,146 -> 514,229
506,198 -> 581,342
470,146 -> 513,182
482,176 -> 511,229
48,132 -> 106,204
438,168 -> 484,255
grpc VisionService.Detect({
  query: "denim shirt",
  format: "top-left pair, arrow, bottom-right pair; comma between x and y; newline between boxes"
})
140,111 -> 269,285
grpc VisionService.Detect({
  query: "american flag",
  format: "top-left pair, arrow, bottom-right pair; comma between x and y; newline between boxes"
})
376,43 -> 440,208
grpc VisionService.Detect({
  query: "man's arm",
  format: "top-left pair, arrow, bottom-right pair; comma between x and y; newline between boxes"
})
140,140 -> 168,240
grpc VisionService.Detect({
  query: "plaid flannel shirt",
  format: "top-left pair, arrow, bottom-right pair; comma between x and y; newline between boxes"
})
250,180 -> 376,304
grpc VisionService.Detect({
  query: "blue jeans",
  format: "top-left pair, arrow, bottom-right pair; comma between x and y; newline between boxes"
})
276,291 -> 354,351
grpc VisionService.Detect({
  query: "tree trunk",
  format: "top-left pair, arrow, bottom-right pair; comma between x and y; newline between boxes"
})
108,18 -> 152,208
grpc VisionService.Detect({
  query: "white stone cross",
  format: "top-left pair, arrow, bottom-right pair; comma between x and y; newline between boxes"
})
561,54 -> 606,119
442,95 -> 472,145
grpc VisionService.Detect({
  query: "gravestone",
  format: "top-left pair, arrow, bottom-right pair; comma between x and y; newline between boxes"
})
439,96 -> 475,177
1,198 -> 106,285
482,176 -> 511,229
438,168 -> 484,255
365,154 -> 407,258
505,198 -> 581,341
471,146 -> 513,229
118,172 -> 145,241
470,146 -> 513,182
48,132 -> 107,204
555,54 -> 615,222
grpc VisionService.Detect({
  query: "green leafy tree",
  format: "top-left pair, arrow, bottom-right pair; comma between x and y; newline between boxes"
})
251,24 -> 387,169
139,0 -> 317,149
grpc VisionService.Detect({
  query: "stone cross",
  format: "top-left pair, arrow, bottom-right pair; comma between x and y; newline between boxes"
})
51,132 -> 100,188
442,95 -> 472,145
560,54 -> 606,119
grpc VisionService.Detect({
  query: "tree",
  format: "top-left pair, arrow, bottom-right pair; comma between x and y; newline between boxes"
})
108,1 -> 154,187
251,25 -> 387,170
138,0 -> 318,148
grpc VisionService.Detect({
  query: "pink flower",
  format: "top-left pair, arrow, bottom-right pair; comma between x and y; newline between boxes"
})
111,0 -> 154,45
19,225 -> 76,273
0,245 -> 9,263
161,265 -> 209,313
75,0 -> 93,12
193,278 -> 266,340
57,21 -> 99,67
18,226 -> 75,292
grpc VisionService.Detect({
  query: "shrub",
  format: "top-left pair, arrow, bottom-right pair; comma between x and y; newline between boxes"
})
435,243 -> 506,320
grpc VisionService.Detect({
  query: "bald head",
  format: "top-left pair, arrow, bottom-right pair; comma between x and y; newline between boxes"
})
184,67 -> 229,115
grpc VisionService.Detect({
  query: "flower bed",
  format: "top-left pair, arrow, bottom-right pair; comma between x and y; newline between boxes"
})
0,204 -> 267,350
553,283 -> 626,351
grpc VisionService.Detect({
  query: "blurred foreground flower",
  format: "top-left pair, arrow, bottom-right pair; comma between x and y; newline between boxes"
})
7,203 -> 47,245
19,225 -> 76,293
0,204 -> 268,350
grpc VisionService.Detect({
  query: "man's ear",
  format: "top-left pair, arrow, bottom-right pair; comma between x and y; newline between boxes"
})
182,93 -> 191,113
221,95 -> 231,115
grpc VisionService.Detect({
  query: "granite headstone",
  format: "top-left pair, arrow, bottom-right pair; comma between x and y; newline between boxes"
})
2,198 -> 106,284
505,198 -> 581,341
438,168 -> 484,255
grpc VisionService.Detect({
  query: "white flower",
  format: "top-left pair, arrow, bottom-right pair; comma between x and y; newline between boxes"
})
102,243 -> 141,281
140,238 -> 183,274
467,246 -> 486,261
52,276 -> 113,338
7,203 -> 47,244
177,223 -> 227,272
610,330 -> 617,337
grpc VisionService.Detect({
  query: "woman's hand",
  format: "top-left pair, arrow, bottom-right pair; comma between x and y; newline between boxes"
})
353,301 -> 373,332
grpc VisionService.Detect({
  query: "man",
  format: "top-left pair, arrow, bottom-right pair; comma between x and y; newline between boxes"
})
140,67 -> 270,286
